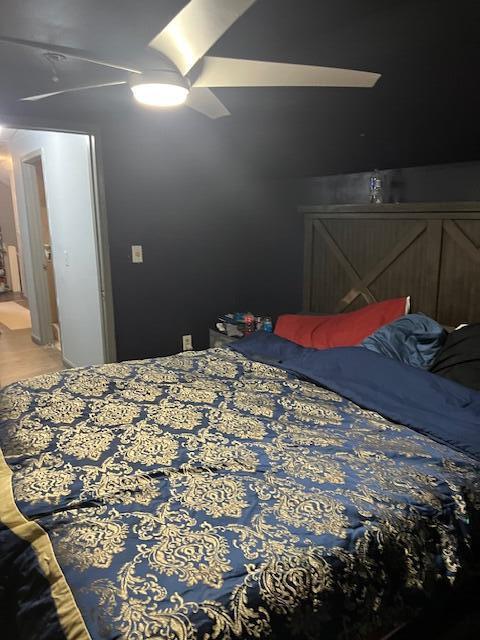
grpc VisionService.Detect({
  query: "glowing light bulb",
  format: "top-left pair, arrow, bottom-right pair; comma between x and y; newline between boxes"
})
130,83 -> 189,108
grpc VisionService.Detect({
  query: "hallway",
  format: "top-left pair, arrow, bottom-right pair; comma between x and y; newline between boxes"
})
0,293 -> 64,387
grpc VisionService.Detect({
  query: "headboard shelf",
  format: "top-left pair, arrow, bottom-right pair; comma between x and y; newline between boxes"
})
300,201 -> 480,218
302,202 -> 480,326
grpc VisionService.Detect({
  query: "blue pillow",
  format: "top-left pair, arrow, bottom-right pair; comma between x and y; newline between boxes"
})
361,313 -> 447,369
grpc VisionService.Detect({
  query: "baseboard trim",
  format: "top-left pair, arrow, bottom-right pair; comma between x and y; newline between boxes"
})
62,356 -> 75,369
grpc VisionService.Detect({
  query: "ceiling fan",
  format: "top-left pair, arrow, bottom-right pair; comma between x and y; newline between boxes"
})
0,0 -> 381,119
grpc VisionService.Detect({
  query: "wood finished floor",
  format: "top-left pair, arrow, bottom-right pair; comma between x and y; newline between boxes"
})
0,294 -> 64,388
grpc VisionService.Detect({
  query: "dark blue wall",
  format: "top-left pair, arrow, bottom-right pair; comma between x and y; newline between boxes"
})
296,162 -> 480,205
100,111 -> 303,360
102,121 -> 480,361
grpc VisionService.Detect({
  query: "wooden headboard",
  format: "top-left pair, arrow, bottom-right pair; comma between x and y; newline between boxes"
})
300,202 -> 480,326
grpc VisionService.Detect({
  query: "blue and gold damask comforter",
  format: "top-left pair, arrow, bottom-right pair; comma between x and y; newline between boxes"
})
1,338 -> 480,640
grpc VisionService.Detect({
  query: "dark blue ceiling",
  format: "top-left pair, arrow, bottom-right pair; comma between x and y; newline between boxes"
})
0,0 -> 479,177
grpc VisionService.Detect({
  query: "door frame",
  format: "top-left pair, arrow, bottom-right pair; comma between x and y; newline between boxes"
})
1,115 -> 117,363
21,150 -> 54,346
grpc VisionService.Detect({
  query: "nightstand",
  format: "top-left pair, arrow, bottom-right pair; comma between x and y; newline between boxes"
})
209,329 -> 242,348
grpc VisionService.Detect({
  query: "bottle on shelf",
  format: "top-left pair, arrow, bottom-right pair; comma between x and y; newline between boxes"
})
369,169 -> 384,204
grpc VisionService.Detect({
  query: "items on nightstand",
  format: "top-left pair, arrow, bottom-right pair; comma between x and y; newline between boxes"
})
244,313 -> 255,334
262,317 -> 273,332
216,321 -> 243,338
211,312 -> 274,347
209,328 -> 241,348
216,312 -> 273,336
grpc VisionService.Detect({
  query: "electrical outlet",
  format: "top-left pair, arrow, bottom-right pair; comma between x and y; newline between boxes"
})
182,334 -> 193,351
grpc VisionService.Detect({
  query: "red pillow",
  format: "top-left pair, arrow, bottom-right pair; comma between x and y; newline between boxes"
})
275,298 -> 409,349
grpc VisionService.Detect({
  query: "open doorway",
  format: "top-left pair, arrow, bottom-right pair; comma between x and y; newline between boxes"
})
0,125 -> 116,387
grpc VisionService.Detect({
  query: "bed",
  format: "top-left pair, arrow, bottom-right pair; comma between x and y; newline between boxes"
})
1,336 -> 480,640
1,201 -> 480,640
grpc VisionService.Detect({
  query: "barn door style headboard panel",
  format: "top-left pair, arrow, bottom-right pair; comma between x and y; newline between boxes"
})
300,203 -> 480,326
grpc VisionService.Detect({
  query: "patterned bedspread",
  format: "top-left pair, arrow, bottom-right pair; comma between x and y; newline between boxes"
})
1,346 -> 480,640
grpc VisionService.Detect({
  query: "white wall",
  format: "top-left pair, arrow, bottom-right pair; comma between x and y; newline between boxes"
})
9,130 -> 105,367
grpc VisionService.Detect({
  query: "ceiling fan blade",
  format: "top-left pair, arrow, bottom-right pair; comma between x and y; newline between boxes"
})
20,81 -> 127,102
193,56 -> 381,88
0,35 -> 142,74
186,87 -> 230,119
149,0 -> 256,76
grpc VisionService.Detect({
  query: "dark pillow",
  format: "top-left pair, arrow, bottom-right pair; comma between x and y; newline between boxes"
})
430,323 -> 480,390
361,313 -> 447,369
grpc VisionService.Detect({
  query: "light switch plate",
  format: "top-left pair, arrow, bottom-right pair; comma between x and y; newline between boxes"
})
131,245 -> 143,263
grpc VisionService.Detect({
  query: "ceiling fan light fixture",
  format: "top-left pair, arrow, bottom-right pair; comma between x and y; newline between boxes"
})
130,70 -> 189,108
131,82 -> 189,107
